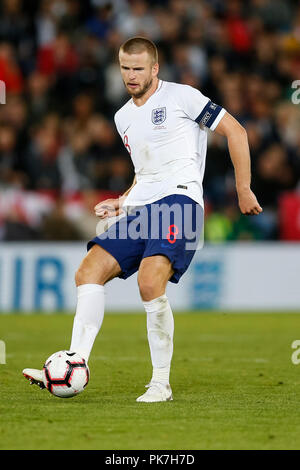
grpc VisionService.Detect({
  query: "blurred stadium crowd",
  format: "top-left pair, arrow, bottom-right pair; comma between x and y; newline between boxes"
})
0,0 -> 300,241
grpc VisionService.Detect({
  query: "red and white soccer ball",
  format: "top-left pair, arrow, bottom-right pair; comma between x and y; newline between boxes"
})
42,350 -> 89,398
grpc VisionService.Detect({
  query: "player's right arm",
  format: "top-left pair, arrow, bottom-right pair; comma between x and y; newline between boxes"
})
94,175 -> 136,218
94,107 -> 136,219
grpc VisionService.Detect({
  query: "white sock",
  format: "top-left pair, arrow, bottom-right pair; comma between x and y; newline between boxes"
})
143,293 -> 174,385
70,284 -> 105,362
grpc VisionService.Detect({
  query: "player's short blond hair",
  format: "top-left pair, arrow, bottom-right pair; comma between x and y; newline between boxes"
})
119,37 -> 158,65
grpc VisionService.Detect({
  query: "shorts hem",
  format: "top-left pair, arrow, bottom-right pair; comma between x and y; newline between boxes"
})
142,250 -> 185,284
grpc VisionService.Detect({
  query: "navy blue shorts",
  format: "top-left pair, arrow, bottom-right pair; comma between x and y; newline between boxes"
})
87,194 -> 203,284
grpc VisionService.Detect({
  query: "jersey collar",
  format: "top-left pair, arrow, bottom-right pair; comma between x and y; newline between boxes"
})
131,79 -> 164,108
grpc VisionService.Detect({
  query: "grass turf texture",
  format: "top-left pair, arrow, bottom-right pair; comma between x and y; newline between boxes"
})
1,312 -> 300,450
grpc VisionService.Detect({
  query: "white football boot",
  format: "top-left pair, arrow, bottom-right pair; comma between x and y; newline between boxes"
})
136,382 -> 173,403
22,368 -> 45,389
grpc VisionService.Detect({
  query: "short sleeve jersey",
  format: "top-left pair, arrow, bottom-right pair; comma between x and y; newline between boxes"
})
114,80 -> 226,208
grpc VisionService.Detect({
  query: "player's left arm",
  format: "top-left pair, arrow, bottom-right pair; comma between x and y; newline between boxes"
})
214,112 -> 263,216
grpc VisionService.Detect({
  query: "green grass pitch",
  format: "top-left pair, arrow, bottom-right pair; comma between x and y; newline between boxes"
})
1,312 -> 300,450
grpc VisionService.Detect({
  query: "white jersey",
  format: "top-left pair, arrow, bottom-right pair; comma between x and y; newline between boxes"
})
114,80 -> 226,209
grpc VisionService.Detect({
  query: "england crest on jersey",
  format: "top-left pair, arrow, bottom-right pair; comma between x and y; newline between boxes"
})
152,107 -> 166,125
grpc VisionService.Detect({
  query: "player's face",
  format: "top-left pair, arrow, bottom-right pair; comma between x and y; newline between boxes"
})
119,51 -> 158,98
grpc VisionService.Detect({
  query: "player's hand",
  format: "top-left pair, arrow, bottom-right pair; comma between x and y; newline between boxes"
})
237,188 -> 263,216
94,197 -> 124,218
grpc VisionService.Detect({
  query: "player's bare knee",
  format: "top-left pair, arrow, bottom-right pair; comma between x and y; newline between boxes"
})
75,264 -> 91,286
138,283 -> 156,301
75,252 -> 120,286
76,263 -> 115,286
138,276 -> 162,301
75,257 -> 102,285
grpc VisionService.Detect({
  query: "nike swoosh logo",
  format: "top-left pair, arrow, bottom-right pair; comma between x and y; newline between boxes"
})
123,125 -> 131,134
160,243 -> 175,248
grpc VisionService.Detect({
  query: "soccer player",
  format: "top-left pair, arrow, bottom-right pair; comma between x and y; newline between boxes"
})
23,37 -> 262,402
